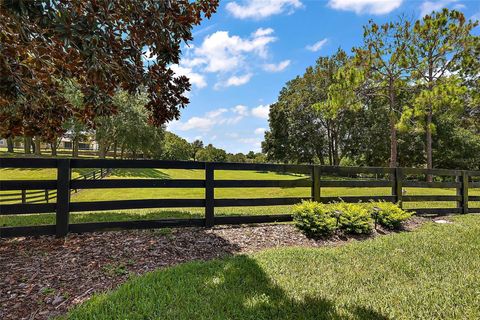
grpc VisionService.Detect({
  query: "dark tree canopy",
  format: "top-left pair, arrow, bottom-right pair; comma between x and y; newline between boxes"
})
0,0 -> 218,139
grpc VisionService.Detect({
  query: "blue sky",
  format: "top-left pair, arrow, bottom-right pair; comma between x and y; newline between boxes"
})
166,0 -> 480,154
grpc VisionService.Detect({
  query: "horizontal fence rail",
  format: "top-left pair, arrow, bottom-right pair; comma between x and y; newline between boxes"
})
0,157 -> 479,238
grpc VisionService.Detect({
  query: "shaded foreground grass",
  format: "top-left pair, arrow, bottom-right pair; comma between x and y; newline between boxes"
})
64,214 -> 480,320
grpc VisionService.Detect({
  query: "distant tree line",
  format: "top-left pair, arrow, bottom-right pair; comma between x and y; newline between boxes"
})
2,84 -> 265,163
263,9 -> 480,170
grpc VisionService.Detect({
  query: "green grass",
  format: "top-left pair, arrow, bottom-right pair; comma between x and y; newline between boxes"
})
63,214 -> 480,320
0,169 -> 480,226
1,167 -> 479,227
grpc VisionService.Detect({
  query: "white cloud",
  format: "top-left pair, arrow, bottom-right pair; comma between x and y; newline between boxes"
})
328,0 -> 403,15
251,104 -> 270,119
253,28 -> 275,37
168,107 -> 247,132
206,108 -> 228,118
263,60 -> 291,72
254,128 -> 266,135
232,105 -> 249,116
171,117 -> 215,131
419,0 -> 463,17
306,38 -> 328,52
226,74 -> 253,87
194,29 -> 276,73
226,0 -> 303,19
170,65 -> 207,89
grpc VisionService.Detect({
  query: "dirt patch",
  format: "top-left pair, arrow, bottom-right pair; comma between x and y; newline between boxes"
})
0,217 -> 427,320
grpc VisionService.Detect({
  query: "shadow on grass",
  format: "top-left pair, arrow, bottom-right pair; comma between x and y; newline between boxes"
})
110,168 -> 171,179
0,210 -> 202,227
66,252 -> 389,320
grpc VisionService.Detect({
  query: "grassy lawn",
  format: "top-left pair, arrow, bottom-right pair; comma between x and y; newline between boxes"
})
63,214 -> 480,320
1,167 -> 479,227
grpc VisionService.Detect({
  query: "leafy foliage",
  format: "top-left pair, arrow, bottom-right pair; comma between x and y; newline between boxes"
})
294,201 -> 411,236
334,202 -> 373,234
293,201 -> 338,237
366,202 -> 413,230
162,132 -> 192,161
196,144 -> 227,162
0,0 -> 219,139
264,9 -> 480,170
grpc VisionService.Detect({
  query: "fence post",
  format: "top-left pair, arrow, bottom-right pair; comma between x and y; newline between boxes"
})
457,171 -> 469,214
56,159 -> 71,237
205,162 -> 215,227
21,189 -> 26,204
45,189 -> 49,203
311,165 -> 321,202
393,167 -> 403,208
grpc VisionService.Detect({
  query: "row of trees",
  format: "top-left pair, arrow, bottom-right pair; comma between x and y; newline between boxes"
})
3,84 -> 266,163
263,9 -> 480,170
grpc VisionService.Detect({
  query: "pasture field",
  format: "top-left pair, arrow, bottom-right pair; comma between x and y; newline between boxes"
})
1,166 -> 478,227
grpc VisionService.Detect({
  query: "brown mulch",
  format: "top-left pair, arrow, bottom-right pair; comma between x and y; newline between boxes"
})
0,217 -> 427,320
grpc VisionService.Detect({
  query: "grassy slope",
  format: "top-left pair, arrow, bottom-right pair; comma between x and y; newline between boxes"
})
64,214 -> 480,320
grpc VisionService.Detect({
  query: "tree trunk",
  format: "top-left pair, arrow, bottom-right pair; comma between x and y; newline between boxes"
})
426,110 -> 433,182
113,141 -> 118,159
34,136 -> 42,156
72,138 -> 79,157
24,136 -> 32,154
426,60 -> 434,182
7,137 -> 14,153
326,123 -> 333,166
389,115 -> 397,168
388,80 -> 397,168
98,141 -> 107,158
332,127 -> 340,166
51,142 -> 57,156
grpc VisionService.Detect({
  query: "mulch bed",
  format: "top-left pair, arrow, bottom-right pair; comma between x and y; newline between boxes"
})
0,217 -> 427,320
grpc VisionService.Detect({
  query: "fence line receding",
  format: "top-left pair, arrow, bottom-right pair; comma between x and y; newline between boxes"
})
0,158 -> 479,238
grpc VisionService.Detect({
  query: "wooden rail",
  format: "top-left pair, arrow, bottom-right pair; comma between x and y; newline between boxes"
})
0,158 -> 479,238
0,167 -> 111,204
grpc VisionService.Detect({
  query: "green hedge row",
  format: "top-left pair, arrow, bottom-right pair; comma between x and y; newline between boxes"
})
293,201 -> 413,237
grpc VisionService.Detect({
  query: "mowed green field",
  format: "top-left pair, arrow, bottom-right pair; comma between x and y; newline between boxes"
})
64,214 -> 480,320
1,166 -> 479,227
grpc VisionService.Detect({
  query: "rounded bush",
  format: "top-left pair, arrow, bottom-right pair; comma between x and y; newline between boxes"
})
366,202 -> 413,230
293,201 -> 337,237
334,203 -> 373,234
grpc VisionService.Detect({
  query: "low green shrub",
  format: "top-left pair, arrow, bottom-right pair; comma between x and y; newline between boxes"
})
293,201 -> 337,237
366,202 -> 413,230
293,201 -> 412,237
334,203 -> 373,234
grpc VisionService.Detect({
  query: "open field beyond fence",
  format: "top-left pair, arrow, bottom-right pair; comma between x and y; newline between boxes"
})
0,157 -> 479,237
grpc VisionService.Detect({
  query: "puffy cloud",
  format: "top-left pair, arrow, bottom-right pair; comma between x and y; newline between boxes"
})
232,105 -> 249,116
327,0 -> 403,15
263,60 -> 291,72
168,107 -> 246,132
169,117 -> 215,131
254,128 -> 266,135
224,74 -> 253,87
226,0 -> 303,19
194,29 -> 276,73
251,104 -> 270,119
306,38 -> 328,52
170,65 -> 207,89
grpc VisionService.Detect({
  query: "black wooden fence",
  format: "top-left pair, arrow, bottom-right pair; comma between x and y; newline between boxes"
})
0,158 -> 479,238
0,167 -> 112,204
